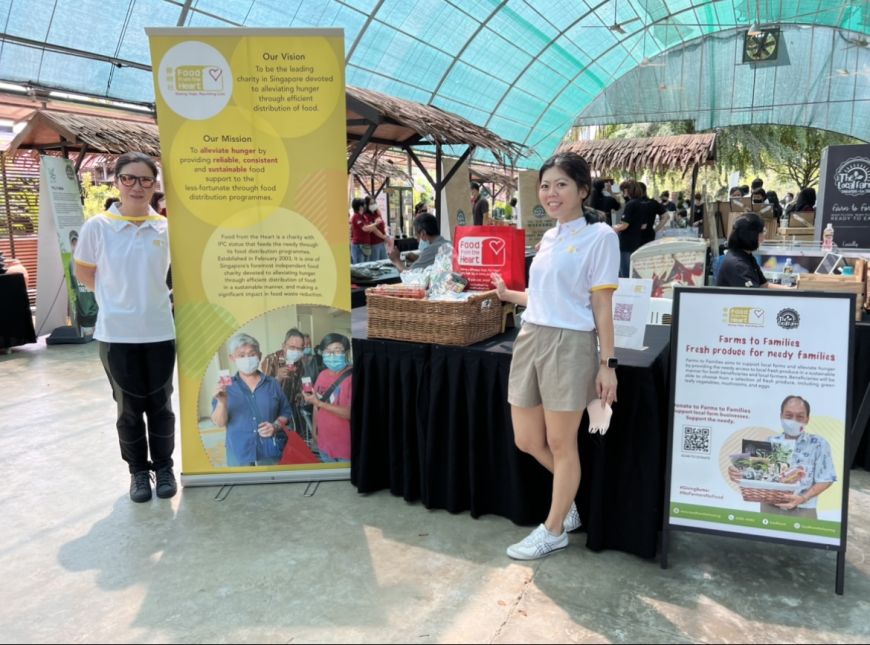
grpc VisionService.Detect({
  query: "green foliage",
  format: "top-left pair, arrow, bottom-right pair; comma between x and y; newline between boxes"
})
81,172 -> 119,218
598,120 -> 695,140
412,173 -> 433,210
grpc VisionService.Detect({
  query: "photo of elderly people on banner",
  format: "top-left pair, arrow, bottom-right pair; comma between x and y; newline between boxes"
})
198,305 -> 352,469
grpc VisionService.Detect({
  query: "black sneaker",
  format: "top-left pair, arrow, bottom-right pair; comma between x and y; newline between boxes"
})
130,470 -> 152,503
155,466 -> 177,499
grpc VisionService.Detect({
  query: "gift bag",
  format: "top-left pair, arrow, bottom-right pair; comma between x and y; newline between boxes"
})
453,226 -> 526,291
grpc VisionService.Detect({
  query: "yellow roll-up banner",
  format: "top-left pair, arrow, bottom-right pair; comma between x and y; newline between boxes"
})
148,28 -> 350,485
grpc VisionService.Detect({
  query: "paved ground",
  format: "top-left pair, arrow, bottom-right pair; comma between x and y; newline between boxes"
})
2,339 -> 869,643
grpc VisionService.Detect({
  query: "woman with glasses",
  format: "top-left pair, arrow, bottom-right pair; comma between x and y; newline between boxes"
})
74,152 -> 178,503
302,333 -> 352,462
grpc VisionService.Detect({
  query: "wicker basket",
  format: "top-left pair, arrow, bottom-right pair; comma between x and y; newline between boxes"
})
366,289 -> 503,346
740,487 -> 794,505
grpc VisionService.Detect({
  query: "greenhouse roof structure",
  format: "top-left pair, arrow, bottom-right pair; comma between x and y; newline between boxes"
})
0,0 -> 868,168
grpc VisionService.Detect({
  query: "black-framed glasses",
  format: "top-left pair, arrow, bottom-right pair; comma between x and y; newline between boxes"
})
117,174 -> 156,188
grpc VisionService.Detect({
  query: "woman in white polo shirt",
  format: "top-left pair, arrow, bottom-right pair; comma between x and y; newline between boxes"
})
74,152 -> 177,504
491,152 -> 619,560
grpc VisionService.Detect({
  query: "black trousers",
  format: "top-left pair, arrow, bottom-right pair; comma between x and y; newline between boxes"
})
99,341 -> 176,474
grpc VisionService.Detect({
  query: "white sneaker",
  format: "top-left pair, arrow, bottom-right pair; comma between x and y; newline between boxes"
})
506,524 -> 568,560
564,502 -> 582,533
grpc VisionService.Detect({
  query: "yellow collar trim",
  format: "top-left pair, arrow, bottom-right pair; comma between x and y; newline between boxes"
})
103,211 -> 162,222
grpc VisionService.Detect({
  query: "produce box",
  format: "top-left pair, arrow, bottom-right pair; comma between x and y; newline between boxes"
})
796,259 -> 866,321
366,289 -> 503,346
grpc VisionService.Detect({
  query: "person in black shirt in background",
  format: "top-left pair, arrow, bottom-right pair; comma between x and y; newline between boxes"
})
588,179 -> 620,224
613,181 -> 649,277
471,182 -> 490,226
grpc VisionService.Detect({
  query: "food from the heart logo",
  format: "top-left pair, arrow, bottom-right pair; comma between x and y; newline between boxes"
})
458,236 -> 507,267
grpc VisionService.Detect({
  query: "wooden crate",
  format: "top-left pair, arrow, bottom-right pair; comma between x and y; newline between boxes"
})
776,226 -> 815,243
796,260 -> 866,321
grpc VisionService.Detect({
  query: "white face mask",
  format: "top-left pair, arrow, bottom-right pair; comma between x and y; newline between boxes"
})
235,355 -> 260,375
781,418 -> 804,437
285,349 -> 303,364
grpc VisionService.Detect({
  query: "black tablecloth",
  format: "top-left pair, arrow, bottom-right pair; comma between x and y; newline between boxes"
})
851,323 -> 870,469
0,273 -> 36,348
351,308 -> 670,559
351,270 -> 402,309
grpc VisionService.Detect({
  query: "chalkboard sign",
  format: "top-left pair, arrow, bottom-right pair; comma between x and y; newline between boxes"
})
816,144 -> 870,249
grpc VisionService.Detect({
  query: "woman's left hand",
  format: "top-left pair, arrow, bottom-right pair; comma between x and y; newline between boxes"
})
596,368 -> 618,407
302,392 -> 319,407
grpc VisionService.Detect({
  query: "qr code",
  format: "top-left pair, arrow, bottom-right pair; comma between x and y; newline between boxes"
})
682,426 -> 711,454
614,303 -> 633,322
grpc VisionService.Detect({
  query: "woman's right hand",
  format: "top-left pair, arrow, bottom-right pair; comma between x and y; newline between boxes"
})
276,365 -> 291,380
214,382 -> 228,401
490,272 -> 507,300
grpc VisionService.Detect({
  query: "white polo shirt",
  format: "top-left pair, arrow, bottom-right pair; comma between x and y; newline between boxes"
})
523,217 -> 619,332
74,206 -> 175,343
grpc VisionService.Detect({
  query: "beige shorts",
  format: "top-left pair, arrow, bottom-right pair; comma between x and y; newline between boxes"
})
508,322 -> 598,412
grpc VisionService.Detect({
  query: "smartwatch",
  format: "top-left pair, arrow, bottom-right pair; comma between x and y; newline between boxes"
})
600,357 -> 618,369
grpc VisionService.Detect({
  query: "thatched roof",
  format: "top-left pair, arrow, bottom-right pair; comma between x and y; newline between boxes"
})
470,164 -> 517,192
558,133 -> 716,174
349,149 -> 413,185
5,110 -> 160,157
346,86 -> 523,166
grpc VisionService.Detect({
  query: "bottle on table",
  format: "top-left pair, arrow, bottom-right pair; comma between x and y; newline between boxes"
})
782,258 -> 794,286
822,223 -> 834,252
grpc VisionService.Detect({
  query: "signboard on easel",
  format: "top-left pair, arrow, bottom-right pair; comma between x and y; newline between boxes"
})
816,143 -> 870,249
34,156 -> 95,343
662,287 -> 854,594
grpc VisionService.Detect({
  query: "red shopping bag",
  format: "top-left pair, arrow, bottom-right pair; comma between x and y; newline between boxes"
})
453,225 -> 526,291
279,430 -> 320,465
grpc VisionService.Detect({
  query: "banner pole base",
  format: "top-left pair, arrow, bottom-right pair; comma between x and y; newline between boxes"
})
45,325 -> 92,345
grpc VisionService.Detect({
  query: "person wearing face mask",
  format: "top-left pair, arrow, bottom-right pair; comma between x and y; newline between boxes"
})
261,328 -> 312,438
300,334 -> 322,378
302,333 -> 353,462
212,333 -> 292,467
361,196 -> 388,261
349,198 -> 371,264
388,213 -> 450,271
729,395 -> 836,519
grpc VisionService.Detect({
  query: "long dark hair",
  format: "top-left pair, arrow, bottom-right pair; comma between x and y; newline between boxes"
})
792,187 -> 816,212
728,213 -> 765,251
766,190 -> 782,219
538,152 -> 597,224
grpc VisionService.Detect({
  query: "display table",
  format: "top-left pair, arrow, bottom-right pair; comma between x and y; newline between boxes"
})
851,323 -> 870,469
350,307 -> 670,559
0,273 -> 36,349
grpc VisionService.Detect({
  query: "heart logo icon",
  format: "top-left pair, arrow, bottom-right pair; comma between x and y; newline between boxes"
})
208,68 -> 223,81
752,309 -> 764,319
487,239 -> 506,256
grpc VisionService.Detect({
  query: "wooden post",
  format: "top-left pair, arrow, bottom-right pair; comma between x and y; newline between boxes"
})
1,152 -> 15,257
434,145 -> 443,229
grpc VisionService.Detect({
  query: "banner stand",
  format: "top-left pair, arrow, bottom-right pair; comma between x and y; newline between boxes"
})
848,382 -> 870,467
660,287 -> 854,596
181,468 -> 350,488
147,28 -> 352,485
46,325 -> 92,345
35,156 -> 98,344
